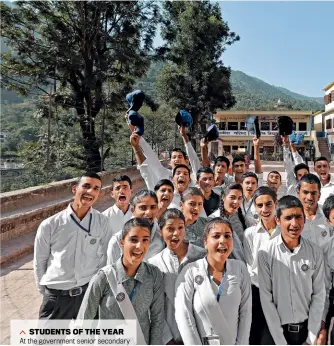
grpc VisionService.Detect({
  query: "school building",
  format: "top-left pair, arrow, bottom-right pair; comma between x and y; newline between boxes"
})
209,110 -> 314,160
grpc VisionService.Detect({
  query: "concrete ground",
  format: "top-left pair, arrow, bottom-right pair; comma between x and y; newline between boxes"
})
0,160 -> 324,344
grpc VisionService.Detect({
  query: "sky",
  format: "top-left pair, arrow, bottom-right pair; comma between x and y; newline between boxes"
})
156,1 -> 334,98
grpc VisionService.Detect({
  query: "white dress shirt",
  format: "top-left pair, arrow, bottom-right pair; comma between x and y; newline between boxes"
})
175,257 -> 252,345
243,222 -> 280,287
258,235 -> 325,345
303,206 -> 331,248
323,237 -> 334,321
318,174 -> 334,205
102,204 -> 132,236
212,174 -> 235,196
148,244 -> 206,344
241,197 -> 259,228
34,204 -> 112,293
106,220 -> 165,264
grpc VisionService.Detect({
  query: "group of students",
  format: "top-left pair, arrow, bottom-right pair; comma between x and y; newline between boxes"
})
33,122 -> 334,345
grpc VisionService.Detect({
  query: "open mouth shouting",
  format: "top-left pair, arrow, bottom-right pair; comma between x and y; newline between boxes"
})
132,250 -> 144,259
170,237 -> 181,248
217,247 -> 228,254
81,194 -> 94,203
118,195 -> 127,203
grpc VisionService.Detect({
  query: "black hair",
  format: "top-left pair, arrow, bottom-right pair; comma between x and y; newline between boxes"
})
154,179 -> 174,192
214,156 -> 230,169
241,171 -> 258,183
196,167 -> 214,181
172,164 -> 191,177
121,218 -> 151,240
253,186 -> 277,203
219,183 -> 247,230
159,208 -> 185,229
268,171 -> 282,181
171,148 -> 187,160
276,195 -> 305,219
203,217 -> 233,240
314,156 -> 330,165
112,174 -> 132,189
77,172 -> 102,186
232,156 -> 245,166
322,195 -> 334,220
293,163 -> 309,177
130,189 -> 158,208
181,187 -> 204,203
297,173 -> 321,192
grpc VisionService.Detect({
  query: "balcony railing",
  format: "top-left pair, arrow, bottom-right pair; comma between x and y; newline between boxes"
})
218,130 -> 310,137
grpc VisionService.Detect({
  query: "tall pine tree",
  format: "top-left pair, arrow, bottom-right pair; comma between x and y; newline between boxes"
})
156,1 -> 239,144
0,1 -> 159,171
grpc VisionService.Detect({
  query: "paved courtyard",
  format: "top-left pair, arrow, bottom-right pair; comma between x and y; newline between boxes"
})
0,160 -> 315,344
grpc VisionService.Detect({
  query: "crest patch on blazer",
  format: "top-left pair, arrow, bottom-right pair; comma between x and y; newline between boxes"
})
301,264 -> 309,272
195,275 -> 204,285
116,292 -> 125,302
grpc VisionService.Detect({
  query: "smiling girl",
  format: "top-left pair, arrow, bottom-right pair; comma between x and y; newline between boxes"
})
148,209 -> 206,345
107,190 -> 165,264
181,187 -> 208,248
175,218 -> 252,345
77,218 -> 164,345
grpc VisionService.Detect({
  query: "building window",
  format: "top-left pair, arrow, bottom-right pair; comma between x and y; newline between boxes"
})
232,145 -> 238,151
228,122 -> 238,130
218,122 -> 226,130
240,122 -> 247,130
292,122 -> 296,131
261,122 -> 270,131
326,119 -> 332,130
298,122 -> 307,131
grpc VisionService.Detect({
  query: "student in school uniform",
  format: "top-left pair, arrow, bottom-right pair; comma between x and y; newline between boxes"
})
297,173 -> 331,248
266,171 -> 282,193
210,184 -> 247,262
77,218 -> 164,345
314,157 -> 334,205
243,187 -> 280,344
180,187 -> 208,248
196,167 -> 220,216
258,195 -> 326,345
175,218 -> 252,345
241,172 -> 259,227
102,174 -> 133,235
154,179 -> 175,221
148,209 -> 206,345
169,164 -> 192,209
107,190 -> 165,264
34,172 -> 111,320
322,196 -> 334,344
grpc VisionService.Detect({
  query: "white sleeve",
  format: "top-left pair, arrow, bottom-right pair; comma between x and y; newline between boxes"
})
184,141 -> 201,178
283,147 -> 297,188
243,228 -> 254,272
34,221 -> 51,294
256,173 -> 263,187
106,233 -> 122,265
323,239 -> 334,321
258,248 -> 288,345
175,266 -> 202,344
139,136 -> 170,180
306,249 -> 326,345
236,262 -> 252,345
137,158 -> 160,191
292,151 -> 305,165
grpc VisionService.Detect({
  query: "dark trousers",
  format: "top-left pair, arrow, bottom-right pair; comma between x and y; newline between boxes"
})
250,285 -> 274,345
39,284 -> 88,320
282,320 -> 308,345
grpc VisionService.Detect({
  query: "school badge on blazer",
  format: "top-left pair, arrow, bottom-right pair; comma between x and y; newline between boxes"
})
116,292 -> 125,302
301,264 -> 309,272
90,238 -> 97,245
195,275 -> 204,285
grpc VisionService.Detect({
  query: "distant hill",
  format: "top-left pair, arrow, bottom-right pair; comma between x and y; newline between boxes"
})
273,86 -> 323,104
229,70 -> 323,111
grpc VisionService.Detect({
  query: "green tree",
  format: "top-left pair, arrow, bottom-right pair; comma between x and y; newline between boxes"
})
0,1 -> 159,171
156,1 -> 239,144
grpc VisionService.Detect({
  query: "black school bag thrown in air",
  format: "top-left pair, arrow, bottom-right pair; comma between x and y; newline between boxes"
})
277,116 -> 293,136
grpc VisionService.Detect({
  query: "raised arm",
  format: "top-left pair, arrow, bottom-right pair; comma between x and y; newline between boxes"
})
180,125 -> 201,177
253,137 -> 263,186
282,136 -> 297,188
200,139 -> 210,168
